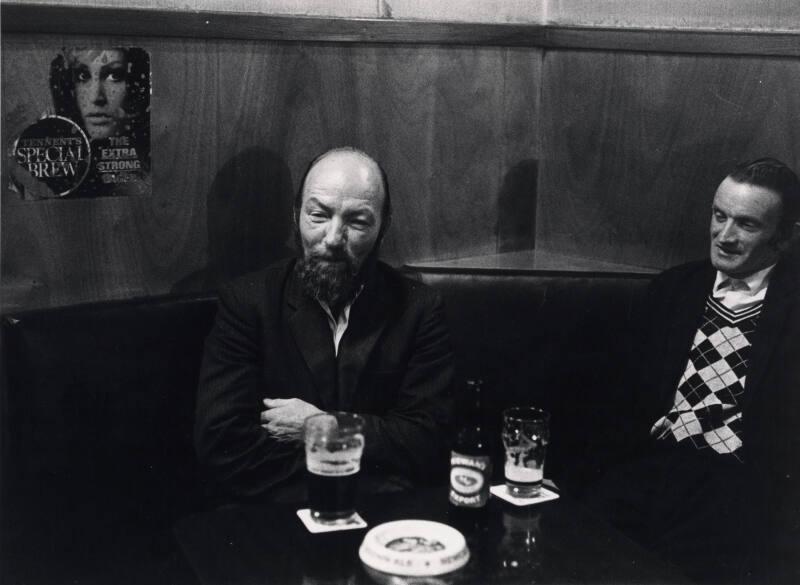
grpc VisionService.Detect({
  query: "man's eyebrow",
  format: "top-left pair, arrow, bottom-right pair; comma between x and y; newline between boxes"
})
343,207 -> 376,218
715,207 -> 763,224
737,215 -> 763,224
304,197 -> 329,210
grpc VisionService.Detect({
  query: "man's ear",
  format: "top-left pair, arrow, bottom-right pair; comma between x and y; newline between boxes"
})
289,208 -> 302,252
772,221 -> 800,253
377,212 -> 392,245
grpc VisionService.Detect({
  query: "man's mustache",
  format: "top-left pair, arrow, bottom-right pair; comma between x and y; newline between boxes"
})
715,243 -> 741,254
308,250 -> 351,263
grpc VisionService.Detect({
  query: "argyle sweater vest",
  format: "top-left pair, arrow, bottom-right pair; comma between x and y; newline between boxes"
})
650,295 -> 763,462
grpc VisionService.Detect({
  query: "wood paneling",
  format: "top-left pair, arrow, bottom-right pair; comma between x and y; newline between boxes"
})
1,35 -> 542,310
5,7 -> 800,311
538,50 -> 800,270
542,27 -> 800,58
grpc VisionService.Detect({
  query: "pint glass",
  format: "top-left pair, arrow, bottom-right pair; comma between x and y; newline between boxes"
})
502,407 -> 549,498
304,411 -> 365,524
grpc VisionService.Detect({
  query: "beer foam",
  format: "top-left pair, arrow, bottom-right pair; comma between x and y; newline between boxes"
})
307,433 -> 364,476
505,464 -> 542,483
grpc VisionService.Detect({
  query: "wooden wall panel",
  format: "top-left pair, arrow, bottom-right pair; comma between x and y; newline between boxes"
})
359,45 -> 540,262
1,35 -> 542,310
538,50 -> 800,270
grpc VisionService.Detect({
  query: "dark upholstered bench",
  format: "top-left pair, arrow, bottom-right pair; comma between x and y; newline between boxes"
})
1,293 -> 217,585
406,268 -> 653,487
0,267 -> 652,584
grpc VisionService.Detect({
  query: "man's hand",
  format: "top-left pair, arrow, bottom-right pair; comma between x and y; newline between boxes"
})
260,398 -> 324,443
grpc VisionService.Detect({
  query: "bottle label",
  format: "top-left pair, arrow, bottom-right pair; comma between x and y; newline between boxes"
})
449,451 -> 491,508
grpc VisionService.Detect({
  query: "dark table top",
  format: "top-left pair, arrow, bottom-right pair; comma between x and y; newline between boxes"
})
174,485 -> 690,585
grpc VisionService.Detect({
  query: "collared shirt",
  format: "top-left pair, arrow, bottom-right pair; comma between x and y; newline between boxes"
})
317,288 -> 363,356
712,263 -> 775,311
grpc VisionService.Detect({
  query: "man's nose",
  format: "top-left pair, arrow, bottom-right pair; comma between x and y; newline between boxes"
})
717,220 -> 737,242
323,219 -> 346,248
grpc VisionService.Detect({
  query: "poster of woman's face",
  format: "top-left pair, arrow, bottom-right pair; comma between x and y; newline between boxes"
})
70,49 -> 130,140
52,47 -> 150,145
8,46 -> 152,200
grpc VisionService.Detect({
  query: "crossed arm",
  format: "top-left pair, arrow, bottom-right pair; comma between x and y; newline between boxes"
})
195,280 -> 455,500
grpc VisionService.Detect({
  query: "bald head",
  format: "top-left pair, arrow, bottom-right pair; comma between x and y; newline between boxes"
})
306,148 -> 384,203
296,148 -> 390,231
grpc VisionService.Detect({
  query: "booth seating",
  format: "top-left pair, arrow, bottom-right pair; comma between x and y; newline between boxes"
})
1,294 -> 217,585
408,267 -> 653,486
0,266 -> 652,585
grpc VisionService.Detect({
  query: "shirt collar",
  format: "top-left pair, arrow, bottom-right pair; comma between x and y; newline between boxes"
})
317,285 -> 364,322
714,263 -> 776,295
317,286 -> 364,356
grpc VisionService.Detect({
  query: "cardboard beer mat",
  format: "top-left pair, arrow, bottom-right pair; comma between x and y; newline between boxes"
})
296,509 -> 368,533
490,484 -> 560,507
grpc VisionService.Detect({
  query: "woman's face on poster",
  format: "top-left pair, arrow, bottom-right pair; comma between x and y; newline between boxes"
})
70,49 -> 128,140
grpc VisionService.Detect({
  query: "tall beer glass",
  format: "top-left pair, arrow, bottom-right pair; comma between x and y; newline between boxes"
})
304,412 -> 365,524
502,407 -> 549,498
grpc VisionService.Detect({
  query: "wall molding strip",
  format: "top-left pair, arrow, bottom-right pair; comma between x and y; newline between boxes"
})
2,3 -> 800,57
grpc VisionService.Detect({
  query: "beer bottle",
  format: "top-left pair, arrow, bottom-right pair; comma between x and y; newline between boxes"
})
449,379 -> 493,514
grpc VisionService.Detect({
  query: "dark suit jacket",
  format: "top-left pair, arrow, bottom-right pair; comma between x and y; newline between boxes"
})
194,259 -> 454,502
624,253 -> 800,575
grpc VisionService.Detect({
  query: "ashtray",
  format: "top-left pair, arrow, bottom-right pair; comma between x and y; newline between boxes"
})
358,519 -> 469,577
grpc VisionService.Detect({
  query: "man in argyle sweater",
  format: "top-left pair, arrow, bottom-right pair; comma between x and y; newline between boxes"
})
588,158 -> 800,584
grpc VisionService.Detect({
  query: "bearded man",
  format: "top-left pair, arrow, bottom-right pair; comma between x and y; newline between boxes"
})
194,148 -> 454,503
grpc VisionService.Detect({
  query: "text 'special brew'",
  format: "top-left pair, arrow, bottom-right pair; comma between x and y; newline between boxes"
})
449,379 -> 492,515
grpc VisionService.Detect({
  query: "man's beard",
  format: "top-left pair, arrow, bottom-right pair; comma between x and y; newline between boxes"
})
296,250 -> 368,309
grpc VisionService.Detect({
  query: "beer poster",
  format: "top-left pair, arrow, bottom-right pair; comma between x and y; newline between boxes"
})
7,47 -> 151,199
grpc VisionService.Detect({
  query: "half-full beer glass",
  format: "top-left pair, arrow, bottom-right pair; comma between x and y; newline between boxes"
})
304,411 -> 365,524
502,407 -> 549,498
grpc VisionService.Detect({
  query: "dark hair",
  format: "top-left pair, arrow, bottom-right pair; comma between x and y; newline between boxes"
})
294,147 -> 392,241
49,47 -> 150,166
728,157 -> 800,237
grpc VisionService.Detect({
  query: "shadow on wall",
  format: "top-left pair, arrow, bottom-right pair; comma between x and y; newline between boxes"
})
172,147 -> 294,293
497,159 -> 538,253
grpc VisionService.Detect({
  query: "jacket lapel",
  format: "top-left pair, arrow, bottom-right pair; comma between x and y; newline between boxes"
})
742,256 -> 799,408
284,269 -> 339,410
657,264 -> 715,411
336,268 -> 392,411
